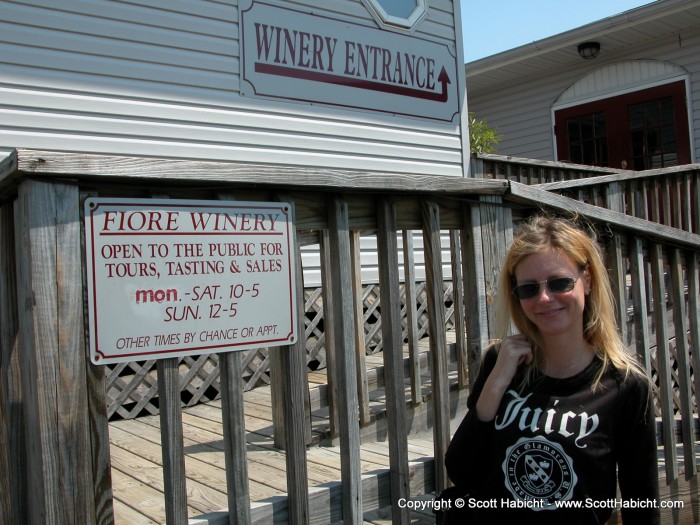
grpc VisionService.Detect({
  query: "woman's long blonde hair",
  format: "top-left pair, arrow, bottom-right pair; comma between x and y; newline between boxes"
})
496,215 -> 642,388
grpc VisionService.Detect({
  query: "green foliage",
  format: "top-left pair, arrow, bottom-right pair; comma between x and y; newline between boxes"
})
468,112 -> 502,154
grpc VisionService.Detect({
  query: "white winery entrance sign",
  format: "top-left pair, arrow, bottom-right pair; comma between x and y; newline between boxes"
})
84,198 -> 297,365
239,0 -> 460,122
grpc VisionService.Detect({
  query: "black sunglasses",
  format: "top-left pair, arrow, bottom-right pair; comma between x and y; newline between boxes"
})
511,276 -> 579,300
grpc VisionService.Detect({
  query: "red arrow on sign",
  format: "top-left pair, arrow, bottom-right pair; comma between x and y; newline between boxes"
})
254,62 -> 450,103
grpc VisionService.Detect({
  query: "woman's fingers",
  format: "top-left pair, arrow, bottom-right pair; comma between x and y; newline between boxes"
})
494,335 -> 533,380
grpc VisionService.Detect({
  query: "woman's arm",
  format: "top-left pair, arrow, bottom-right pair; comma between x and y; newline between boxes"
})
445,337 -> 533,489
474,335 -> 532,421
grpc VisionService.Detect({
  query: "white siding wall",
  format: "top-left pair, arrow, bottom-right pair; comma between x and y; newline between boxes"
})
467,27 -> 700,163
0,0 -> 467,176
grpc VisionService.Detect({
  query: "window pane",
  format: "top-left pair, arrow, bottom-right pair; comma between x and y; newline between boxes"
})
580,116 -> 594,140
375,0 -> 416,18
661,127 -> 676,150
645,131 -> 660,155
631,130 -> 645,157
628,96 -> 678,170
594,113 -> 606,135
659,98 -> 674,124
629,105 -> 643,130
663,153 -> 678,166
644,101 -> 659,126
568,120 -> 580,142
565,112 -> 607,167
569,145 -> 582,164
597,138 -> 608,165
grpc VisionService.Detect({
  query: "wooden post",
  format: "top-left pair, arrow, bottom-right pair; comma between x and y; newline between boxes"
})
605,183 -> 628,344
212,192 -> 251,523
0,200 -> 27,525
449,230 -> 468,389
350,231 -> 371,427
682,174 -> 693,232
401,230 -> 421,406
687,251 -> 700,421
669,248 -> 696,479
271,240 -> 312,451
15,180 -> 95,524
320,230 -> 340,439
157,358 -> 188,525
148,192 -> 188,525
327,196 -> 363,524
80,192 -> 115,525
693,171 -> 700,234
220,353 -> 252,524
278,234 -> 310,524
460,203 -> 487,386
376,198 -> 411,523
628,236 -> 652,374
650,242 -> 677,482
0,365 -> 12,523
421,199 -> 450,493
478,196 -> 512,340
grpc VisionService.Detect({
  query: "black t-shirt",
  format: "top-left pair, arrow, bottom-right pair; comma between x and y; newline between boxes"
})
445,347 -> 660,525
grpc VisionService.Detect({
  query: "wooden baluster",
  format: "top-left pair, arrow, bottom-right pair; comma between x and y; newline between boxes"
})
450,231 -> 468,389
421,199 -> 450,493
281,232 -> 311,524
629,236 -> 652,374
320,229 -> 340,439
327,196 -> 362,524
377,198 -> 411,523
461,202 -> 487,387
650,243 -> 678,482
402,230 -> 422,406
215,193 -> 251,524
669,248 -> 696,478
351,230 -> 370,427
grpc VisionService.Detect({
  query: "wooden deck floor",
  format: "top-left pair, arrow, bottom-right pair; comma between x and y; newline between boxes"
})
106,337 -> 700,524
108,348 -> 461,524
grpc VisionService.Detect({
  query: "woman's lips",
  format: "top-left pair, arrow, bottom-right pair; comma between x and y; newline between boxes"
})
536,307 -> 565,318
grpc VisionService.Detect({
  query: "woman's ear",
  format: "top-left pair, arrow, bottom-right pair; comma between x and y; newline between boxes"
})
583,266 -> 592,295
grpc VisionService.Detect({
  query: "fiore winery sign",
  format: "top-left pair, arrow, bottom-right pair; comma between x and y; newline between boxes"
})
84,198 -> 297,365
239,0 -> 460,122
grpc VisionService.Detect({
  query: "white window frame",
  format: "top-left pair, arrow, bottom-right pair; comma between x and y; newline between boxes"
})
361,0 -> 428,33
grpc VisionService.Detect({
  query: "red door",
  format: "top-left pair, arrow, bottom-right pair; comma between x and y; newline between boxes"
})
554,80 -> 691,170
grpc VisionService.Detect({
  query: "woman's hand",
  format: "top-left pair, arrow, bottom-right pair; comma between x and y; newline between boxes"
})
475,335 -> 533,421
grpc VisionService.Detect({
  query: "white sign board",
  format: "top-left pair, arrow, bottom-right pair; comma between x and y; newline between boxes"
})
84,198 -> 297,365
239,0 -> 460,122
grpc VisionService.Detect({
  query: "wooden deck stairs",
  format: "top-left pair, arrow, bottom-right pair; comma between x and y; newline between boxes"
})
109,338 -> 469,524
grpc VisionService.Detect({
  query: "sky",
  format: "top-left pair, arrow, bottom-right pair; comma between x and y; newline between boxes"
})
461,1 -> 655,63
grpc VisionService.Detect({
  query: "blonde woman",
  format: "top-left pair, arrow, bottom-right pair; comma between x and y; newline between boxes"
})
444,216 -> 659,524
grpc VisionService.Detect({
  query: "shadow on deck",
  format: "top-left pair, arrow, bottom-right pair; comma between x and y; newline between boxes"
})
108,338 -> 469,524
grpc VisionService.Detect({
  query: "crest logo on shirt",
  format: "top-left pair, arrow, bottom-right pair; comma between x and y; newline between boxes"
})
502,436 -> 577,510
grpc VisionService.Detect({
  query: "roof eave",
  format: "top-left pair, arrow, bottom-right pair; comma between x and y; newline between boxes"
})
465,0 -> 696,74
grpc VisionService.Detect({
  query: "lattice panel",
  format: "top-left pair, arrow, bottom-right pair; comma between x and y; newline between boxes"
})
180,354 -> 220,407
104,282 -> 457,420
304,287 -> 328,369
106,360 -> 159,420
241,348 -> 270,390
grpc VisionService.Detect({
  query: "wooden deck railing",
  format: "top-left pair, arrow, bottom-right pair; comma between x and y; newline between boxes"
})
473,152 -> 620,184
474,152 -> 700,234
533,165 -> 700,234
1,149 -> 699,524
